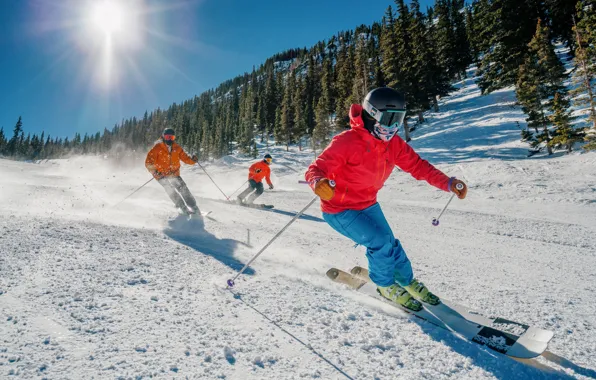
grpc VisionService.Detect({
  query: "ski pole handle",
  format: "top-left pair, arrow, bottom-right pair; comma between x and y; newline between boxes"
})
431,183 -> 464,226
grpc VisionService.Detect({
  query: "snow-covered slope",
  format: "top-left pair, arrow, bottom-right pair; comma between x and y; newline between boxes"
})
1,75 -> 595,379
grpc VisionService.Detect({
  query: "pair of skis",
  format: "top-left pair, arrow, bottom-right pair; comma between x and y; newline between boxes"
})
327,266 -> 554,359
235,201 -> 274,210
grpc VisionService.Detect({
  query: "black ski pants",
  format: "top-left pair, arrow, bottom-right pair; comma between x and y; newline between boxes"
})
158,176 -> 198,211
237,179 -> 263,204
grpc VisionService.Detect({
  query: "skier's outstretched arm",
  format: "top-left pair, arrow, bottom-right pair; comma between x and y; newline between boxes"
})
392,135 -> 451,192
179,147 -> 196,165
265,168 -> 273,188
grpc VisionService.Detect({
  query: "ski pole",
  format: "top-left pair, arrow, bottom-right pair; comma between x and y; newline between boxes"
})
227,194 -> 323,288
196,162 -> 231,200
228,180 -> 249,198
432,182 -> 464,226
113,177 -> 154,207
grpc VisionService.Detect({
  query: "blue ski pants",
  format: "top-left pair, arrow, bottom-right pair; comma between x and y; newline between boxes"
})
323,203 -> 414,287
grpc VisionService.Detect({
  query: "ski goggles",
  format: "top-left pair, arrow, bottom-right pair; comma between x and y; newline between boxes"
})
163,134 -> 176,141
265,157 -> 272,164
363,99 -> 406,128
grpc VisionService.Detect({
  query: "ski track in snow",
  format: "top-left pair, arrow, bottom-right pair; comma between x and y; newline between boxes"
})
1,75 -> 596,379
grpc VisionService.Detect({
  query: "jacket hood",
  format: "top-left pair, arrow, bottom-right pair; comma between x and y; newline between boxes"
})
350,104 -> 386,146
349,104 -> 366,132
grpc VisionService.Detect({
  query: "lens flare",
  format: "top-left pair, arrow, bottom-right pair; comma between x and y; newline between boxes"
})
91,1 -> 124,35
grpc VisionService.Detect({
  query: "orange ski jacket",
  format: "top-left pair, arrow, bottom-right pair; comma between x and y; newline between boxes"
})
145,140 -> 196,178
248,160 -> 272,185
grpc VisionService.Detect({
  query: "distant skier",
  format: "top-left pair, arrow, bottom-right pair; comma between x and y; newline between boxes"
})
145,128 -> 200,215
305,87 -> 467,311
237,154 -> 274,205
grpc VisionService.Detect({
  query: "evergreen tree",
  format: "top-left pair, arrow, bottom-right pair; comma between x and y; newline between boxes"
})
549,92 -> 582,152
334,35 -> 354,131
0,128 -> 6,155
571,6 -> 596,132
381,6 -> 401,89
545,0 -> 579,49
451,0 -> 472,79
304,54 -> 318,135
351,32 -> 371,106
434,0 -> 457,79
313,96 -> 332,155
516,19 -> 569,155
370,22 -> 385,88
320,54 -> 335,115
293,75 -> 308,150
476,0 -> 542,94
238,71 -> 258,154
278,71 -> 296,150
7,116 -> 23,157
394,0 -> 414,141
465,4 -> 480,63
408,0 -> 433,121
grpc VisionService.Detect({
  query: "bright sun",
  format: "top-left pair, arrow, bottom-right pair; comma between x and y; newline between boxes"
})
91,1 -> 124,35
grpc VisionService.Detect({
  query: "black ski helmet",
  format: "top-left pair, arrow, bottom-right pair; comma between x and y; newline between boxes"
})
163,128 -> 175,137
364,87 -> 406,110
362,87 -> 407,141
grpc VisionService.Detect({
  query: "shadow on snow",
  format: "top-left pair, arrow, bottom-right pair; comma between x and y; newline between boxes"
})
164,215 -> 255,276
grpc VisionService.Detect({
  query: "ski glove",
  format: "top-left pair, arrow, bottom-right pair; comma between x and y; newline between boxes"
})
269,184 -> 274,190
191,154 -> 198,163
450,178 -> 468,199
314,179 -> 335,201
153,171 -> 164,179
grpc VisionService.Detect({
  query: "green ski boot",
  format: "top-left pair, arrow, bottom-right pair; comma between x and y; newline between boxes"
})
377,284 -> 423,311
404,279 -> 440,305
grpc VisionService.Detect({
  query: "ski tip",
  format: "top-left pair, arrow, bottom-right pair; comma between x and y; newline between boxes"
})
326,268 -> 340,280
350,267 -> 363,276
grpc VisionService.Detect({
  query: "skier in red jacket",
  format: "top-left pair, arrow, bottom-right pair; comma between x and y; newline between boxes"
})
237,154 -> 274,204
305,87 -> 467,311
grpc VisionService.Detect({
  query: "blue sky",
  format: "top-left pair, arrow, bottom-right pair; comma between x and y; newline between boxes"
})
0,0 -> 434,139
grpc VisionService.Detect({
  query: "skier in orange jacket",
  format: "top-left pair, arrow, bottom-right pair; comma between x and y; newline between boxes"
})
237,154 -> 274,204
145,128 -> 200,215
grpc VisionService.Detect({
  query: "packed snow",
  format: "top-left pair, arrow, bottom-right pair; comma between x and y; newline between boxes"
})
1,74 -> 595,379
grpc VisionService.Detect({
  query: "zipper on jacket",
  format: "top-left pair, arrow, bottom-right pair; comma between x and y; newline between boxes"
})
340,187 -> 348,203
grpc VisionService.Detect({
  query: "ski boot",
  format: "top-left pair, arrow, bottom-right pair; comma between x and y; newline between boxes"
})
377,284 -> 422,311
236,196 -> 245,204
404,279 -> 440,305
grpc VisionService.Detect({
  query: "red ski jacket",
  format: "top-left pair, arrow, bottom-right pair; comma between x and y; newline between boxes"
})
248,160 -> 272,186
305,104 -> 451,214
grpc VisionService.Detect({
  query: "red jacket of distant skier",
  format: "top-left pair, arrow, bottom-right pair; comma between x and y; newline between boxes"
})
305,104 -> 451,214
248,160 -> 272,186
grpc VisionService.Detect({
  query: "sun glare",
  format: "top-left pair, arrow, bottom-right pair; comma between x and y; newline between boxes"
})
36,0 -> 196,93
91,1 -> 124,35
